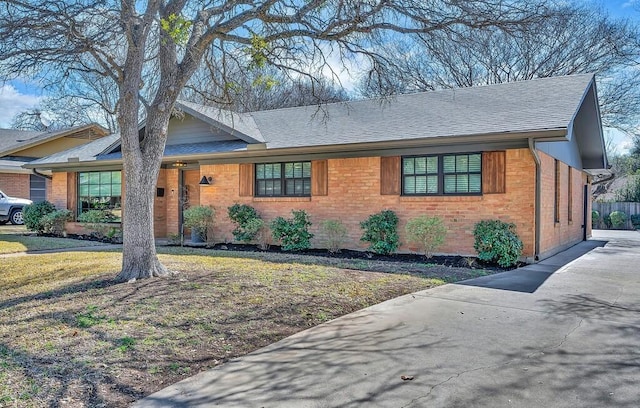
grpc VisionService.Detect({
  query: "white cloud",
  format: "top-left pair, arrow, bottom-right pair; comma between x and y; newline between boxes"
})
604,127 -> 634,156
0,84 -> 41,128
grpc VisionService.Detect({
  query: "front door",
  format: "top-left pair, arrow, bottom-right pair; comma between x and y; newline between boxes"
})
179,169 -> 201,234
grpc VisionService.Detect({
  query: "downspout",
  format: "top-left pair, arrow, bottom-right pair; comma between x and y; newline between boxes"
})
528,138 -> 541,261
32,169 -> 52,180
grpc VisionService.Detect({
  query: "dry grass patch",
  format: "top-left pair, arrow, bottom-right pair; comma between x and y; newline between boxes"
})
0,250 -> 443,407
0,234 -> 106,255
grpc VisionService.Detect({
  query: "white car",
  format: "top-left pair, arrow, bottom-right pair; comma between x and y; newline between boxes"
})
0,190 -> 33,225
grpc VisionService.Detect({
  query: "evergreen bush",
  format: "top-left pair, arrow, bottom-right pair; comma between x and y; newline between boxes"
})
473,220 -> 523,267
271,210 -> 313,251
360,210 -> 399,255
23,201 -> 56,233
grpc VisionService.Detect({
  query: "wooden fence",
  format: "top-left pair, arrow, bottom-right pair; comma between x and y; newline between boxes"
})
592,202 -> 640,230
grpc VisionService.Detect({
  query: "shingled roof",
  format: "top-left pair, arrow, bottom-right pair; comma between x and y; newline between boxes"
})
0,129 -> 44,154
0,124 -> 109,158
250,74 -> 595,149
27,74 -> 606,170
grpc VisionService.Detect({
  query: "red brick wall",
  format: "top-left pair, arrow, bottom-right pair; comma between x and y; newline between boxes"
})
50,172 -> 68,209
195,148 -> 537,257
0,173 -> 30,199
51,148 -> 593,258
165,169 -> 180,235
45,178 -> 52,202
154,169 -> 167,238
538,152 -> 587,258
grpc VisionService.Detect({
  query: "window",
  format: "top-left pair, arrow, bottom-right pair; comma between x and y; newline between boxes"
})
30,174 -> 47,203
255,162 -> 311,197
402,153 -> 482,195
78,171 -> 122,220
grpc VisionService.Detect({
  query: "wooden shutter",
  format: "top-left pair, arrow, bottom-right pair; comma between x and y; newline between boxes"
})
482,151 -> 506,194
238,163 -> 254,197
380,156 -> 401,195
311,160 -> 328,196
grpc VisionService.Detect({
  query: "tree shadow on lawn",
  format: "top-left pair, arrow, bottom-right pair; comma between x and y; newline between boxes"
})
0,266 -> 439,406
133,315 -> 457,408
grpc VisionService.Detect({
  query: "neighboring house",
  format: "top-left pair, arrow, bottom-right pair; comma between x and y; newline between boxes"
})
0,125 -> 108,202
26,74 -> 607,261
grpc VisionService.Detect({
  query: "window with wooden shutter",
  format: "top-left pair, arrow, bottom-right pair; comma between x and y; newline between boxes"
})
482,151 -> 506,194
238,163 -> 254,197
380,156 -> 400,195
311,160 -> 328,196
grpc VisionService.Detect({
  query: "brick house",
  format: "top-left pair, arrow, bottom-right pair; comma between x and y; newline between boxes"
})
0,124 -> 108,202
27,74 -> 608,261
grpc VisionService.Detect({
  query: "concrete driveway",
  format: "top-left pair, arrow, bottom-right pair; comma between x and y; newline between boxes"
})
135,230 -> 640,408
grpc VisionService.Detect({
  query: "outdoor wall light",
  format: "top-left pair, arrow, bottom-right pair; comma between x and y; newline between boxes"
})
172,161 -> 187,168
199,176 -> 213,185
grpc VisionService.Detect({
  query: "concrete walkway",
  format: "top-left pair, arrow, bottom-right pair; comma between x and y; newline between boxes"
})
134,231 -> 640,408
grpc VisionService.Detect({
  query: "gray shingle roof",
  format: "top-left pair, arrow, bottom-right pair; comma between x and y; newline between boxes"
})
250,74 -> 594,149
0,124 -> 108,158
0,129 -> 44,155
28,133 -> 121,165
27,74 -> 597,168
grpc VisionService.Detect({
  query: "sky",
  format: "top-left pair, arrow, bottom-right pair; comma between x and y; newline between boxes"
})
1,0 -> 639,155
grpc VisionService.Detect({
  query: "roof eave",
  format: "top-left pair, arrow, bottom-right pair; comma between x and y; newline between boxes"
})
26,128 -> 566,170
0,124 -> 109,157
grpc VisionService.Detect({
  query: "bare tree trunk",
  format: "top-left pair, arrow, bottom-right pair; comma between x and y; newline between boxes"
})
116,167 -> 169,281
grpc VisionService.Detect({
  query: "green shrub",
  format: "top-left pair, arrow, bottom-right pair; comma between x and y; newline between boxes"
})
183,205 -> 215,241
23,201 -> 56,233
77,210 -> 118,239
405,216 -> 447,258
630,214 -> 640,229
167,232 -> 182,245
603,213 -> 612,228
248,218 -> 271,250
320,220 -> 348,253
40,209 -> 72,236
473,220 -> 523,267
591,210 -> 600,228
271,210 -> 313,251
609,211 -> 627,229
360,210 -> 399,255
227,204 -> 261,242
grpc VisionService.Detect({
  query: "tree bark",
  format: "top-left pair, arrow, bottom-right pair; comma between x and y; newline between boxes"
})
116,105 -> 173,281
116,165 -> 169,281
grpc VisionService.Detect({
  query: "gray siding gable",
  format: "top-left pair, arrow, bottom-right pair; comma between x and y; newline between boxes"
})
166,114 -> 237,146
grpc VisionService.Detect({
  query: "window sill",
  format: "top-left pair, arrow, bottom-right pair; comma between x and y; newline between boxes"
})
399,195 -> 483,202
253,197 -> 311,202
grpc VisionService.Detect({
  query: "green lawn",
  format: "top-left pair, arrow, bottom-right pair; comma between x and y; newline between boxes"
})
0,233 -> 106,254
0,248 -> 449,407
